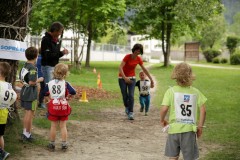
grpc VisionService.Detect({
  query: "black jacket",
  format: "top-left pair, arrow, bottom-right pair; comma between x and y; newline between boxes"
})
41,32 -> 64,67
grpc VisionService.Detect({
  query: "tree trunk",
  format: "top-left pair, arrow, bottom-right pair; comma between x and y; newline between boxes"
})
85,20 -> 92,68
0,0 -> 31,120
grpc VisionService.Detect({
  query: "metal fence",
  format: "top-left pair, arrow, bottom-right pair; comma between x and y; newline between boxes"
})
29,36 -> 131,62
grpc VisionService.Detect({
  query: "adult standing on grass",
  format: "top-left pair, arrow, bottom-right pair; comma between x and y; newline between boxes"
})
160,62 -> 207,160
118,43 -> 154,120
41,21 -> 68,84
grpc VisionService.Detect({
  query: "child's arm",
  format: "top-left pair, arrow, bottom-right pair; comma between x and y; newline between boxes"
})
197,104 -> 206,138
139,64 -> 154,88
160,105 -> 169,127
28,77 -> 43,85
66,82 -> 76,95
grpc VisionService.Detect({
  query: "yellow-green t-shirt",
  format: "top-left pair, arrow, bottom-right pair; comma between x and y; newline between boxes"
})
161,86 -> 207,134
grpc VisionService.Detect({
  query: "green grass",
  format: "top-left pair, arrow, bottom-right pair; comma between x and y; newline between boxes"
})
6,61 -> 240,159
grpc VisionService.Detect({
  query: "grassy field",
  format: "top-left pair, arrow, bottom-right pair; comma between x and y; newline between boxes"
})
5,61 -> 240,159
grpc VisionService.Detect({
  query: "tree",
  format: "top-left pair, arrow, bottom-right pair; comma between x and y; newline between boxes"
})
229,12 -> 240,36
226,36 -> 240,54
0,0 -> 31,118
127,0 -> 223,66
199,14 -> 227,50
29,0 -> 126,68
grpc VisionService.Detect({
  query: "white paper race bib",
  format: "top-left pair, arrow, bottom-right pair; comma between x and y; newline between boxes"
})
174,92 -> 197,124
48,80 -> 66,99
0,82 -> 17,109
139,81 -> 150,95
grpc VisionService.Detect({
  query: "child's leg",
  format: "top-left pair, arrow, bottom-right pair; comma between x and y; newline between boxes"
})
24,110 -> 34,134
139,96 -> 144,112
60,121 -> 67,142
0,136 -> 4,149
49,121 -> 58,142
145,95 -> 151,113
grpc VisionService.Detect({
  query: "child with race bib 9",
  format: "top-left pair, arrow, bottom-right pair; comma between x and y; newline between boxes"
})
0,62 -> 17,160
43,63 -> 76,151
160,62 -> 207,160
135,71 -> 151,116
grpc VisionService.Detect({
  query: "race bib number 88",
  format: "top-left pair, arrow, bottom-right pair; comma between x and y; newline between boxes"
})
174,92 -> 197,124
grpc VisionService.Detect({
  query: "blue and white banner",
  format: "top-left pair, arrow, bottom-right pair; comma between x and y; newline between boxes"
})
0,38 -> 27,61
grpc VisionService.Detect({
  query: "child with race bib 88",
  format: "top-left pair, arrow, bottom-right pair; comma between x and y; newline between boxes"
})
160,62 -> 207,160
43,63 -> 76,151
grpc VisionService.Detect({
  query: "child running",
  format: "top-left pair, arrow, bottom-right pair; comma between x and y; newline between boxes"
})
160,62 -> 207,160
43,63 -> 76,151
135,71 -> 151,116
20,47 -> 44,141
0,62 -> 17,160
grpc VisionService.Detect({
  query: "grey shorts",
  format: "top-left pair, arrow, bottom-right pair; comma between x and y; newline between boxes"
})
21,100 -> 37,111
165,132 -> 199,160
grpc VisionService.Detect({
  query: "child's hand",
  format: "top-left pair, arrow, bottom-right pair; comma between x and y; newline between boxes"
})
160,120 -> 168,127
150,81 -> 154,88
38,77 -> 44,82
66,95 -> 73,100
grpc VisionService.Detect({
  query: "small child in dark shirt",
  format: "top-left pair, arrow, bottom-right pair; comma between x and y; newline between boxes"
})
135,71 -> 151,116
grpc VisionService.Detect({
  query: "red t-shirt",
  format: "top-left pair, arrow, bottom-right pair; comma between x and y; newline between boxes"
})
119,54 -> 143,77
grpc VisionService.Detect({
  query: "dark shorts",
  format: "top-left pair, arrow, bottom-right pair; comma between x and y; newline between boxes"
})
21,100 -> 37,111
0,124 -> 6,136
165,132 -> 199,160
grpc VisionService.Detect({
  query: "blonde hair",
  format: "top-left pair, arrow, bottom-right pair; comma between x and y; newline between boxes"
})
171,62 -> 195,87
53,63 -> 68,80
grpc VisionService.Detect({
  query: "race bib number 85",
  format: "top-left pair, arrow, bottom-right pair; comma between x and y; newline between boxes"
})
174,92 -> 197,124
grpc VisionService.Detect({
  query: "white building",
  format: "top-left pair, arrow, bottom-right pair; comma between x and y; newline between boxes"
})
130,35 -> 162,54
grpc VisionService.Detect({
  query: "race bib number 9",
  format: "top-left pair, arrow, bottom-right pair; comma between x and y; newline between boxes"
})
174,92 -> 197,124
0,83 -> 17,108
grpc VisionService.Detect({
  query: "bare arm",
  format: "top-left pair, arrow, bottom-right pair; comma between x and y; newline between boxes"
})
197,104 -> 206,138
119,61 -> 132,84
140,64 -> 154,88
160,105 -> 169,127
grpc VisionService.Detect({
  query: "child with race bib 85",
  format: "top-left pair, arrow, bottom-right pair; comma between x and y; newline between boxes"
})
0,62 -> 17,160
160,62 -> 207,160
43,63 -> 76,151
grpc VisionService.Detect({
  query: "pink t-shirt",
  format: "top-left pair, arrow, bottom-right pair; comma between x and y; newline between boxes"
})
119,54 -> 143,77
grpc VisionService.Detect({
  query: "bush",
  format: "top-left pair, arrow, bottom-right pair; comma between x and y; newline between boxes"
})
212,57 -> 220,63
226,36 -> 240,54
220,58 -> 228,64
230,53 -> 240,65
203,49 -> 221,62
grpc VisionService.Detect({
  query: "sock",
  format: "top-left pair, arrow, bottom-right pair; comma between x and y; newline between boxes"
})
50,141 -> 55,145
23,131 -> 31,138
62,141 -> 67,146
23,128 -> 26,134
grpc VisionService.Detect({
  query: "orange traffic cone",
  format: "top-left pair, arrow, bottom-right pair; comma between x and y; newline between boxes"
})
97,72 -> 102,89
79,90 -> 88,102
